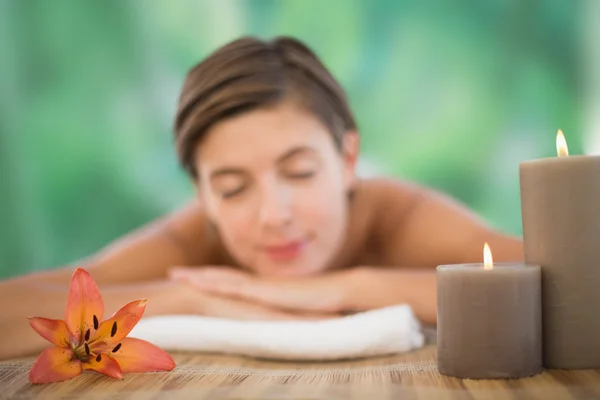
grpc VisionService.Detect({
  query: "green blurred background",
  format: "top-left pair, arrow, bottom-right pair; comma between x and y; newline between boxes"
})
0,0 -> 588,279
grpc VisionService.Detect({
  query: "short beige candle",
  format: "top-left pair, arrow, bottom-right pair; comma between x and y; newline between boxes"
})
437,244 -> 542,379
520,130 -> 600,369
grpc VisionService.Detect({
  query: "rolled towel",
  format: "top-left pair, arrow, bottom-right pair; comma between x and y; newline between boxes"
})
129,304 -> 424,360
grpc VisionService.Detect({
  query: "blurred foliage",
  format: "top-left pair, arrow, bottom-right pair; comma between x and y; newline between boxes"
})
0,0 -> 582,278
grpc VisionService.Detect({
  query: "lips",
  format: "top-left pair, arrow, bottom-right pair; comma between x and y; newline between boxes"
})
263,240 -> 308,261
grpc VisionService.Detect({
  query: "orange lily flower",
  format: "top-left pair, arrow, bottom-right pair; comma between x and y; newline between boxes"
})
28,268 -> 175,384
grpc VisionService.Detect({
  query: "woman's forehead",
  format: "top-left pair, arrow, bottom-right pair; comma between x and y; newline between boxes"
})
195,105 -> 334,171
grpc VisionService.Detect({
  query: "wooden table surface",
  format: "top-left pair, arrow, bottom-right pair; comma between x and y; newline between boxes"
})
2,345 -> 600,399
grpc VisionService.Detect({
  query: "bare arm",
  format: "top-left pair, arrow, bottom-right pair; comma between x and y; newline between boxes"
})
342,267 -> 436,323
0,200 -> 209,359
0,200 -> 337,360
0,277 -> 187,360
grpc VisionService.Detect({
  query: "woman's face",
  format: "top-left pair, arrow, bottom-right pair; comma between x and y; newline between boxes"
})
194,102 -> 358,277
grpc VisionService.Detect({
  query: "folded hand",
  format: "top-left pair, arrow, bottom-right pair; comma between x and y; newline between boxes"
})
169,266 -> 359,315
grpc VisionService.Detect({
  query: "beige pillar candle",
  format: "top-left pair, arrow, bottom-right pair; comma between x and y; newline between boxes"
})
520,130 -> 600,369
437,244 -> 542,379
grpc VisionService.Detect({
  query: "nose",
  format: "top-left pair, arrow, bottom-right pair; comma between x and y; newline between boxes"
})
258,182 -> 293,230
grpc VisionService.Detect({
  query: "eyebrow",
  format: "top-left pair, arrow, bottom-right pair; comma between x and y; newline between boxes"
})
209,146 -> 317,181
276,145 -> 316,163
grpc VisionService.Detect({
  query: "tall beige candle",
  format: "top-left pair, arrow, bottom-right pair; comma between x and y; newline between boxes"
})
520,130 -> 600,369
437,244 -> 542,379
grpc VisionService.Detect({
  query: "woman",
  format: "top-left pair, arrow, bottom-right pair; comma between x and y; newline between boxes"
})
0,36 -> 523,360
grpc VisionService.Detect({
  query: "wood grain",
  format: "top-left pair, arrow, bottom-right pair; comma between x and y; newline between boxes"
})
2,345 -> 600,399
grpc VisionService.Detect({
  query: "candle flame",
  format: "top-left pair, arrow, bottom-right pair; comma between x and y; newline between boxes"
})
483,242 -> 493,270
556,129 -> 569,157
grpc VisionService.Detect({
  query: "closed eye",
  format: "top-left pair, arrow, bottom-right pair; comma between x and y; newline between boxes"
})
221,186 -> 246,198
286,171 -> 315,179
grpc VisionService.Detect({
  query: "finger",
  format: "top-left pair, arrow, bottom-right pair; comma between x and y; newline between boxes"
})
200,291 -> 296,321
168,266 -> 248,282
239,281 -> 342,313
202,280 -> 311,312
167,266 -> 196,281
197,267 -> 251,282
185,272 -> 340,314
191,276 -> 253,296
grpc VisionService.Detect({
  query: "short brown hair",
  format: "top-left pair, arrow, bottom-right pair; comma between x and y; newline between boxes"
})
174,36 -> 357,178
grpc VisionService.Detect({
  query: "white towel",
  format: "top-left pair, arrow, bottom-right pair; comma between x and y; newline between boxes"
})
129,304 -> 424,360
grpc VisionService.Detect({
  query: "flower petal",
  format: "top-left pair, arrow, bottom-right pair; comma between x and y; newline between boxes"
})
92,299 -> 146,345
65,268 -> 104,342
29,347 -> 82,384
28,317 -> 71,348
109,337 -> 175,373
83,353 -> 123,380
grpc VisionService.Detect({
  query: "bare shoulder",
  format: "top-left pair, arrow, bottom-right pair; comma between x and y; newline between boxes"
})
354,176 -> 422,205
355,176 -> 478,226
144,198 -> 223,267
345,177 -> 424,262
355,177 -> 521,267
351,176 -> 476,266
352,176 -> 424,227
160,199 -> 213,256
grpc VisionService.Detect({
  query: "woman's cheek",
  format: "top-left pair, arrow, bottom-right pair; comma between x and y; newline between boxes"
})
223,208 -> 252,235
297,194 -> 339,230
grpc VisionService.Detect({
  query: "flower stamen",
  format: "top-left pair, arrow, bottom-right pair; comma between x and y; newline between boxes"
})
112,343 -> 122,353
96,354 -> 102,362
84,343 -> 90,356
84,329 -> 90,342
111,322 -> 117,337
93,315 -> 99,330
